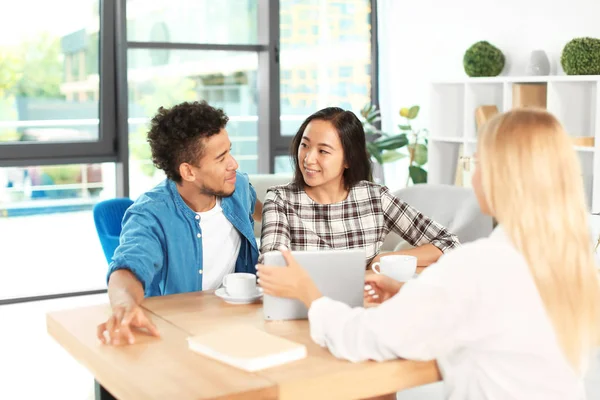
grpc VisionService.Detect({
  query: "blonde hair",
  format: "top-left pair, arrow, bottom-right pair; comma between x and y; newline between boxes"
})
479,108 -> 600,373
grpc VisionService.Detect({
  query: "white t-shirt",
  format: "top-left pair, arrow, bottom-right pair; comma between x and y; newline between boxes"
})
197,198 -> 241,290
308,227 -> 586,400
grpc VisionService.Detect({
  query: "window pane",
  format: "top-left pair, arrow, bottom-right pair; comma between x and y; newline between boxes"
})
126,0 -> 258,45
0,1 -> 100,144
280,0 -> 372,135
0,163 -> 115,300
274,155 -> 294,175
127,49 -> 259,199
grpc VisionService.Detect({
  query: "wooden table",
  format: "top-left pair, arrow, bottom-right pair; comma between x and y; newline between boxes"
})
47,290 -> 440,400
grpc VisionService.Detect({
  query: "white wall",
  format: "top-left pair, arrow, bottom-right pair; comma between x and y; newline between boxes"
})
378,0 -> 600,190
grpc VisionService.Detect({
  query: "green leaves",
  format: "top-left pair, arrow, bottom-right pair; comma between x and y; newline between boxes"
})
409,143 -> 428,166
463,40 -> 505,77
399,105 -> 420,121
13,32 -> 63,98
362,102 -> 428,186
561,37 -> 600,75
373,133 -> 408,150
409,166 -> 428,184
407,105 -> 420,119
366,142 -> 383,164
367,134 -> 409,164
360,102 -> 381,125
0,53 -> 23,96
381,151 -> 407,163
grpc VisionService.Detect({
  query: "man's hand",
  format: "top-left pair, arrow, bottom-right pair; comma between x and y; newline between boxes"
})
98,270 -> 159,345
364,274 -> 403,304
97,303 -> 160,345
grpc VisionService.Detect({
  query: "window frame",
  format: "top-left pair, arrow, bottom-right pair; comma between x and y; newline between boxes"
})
0,0 -> 379,304
0,0 -> 378,177
272,0 -> 379,165
0,0 -> 119,167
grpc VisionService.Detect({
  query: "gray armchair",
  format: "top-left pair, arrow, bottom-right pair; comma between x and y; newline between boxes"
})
248,174 -> 293,239
381,184 -> 494,252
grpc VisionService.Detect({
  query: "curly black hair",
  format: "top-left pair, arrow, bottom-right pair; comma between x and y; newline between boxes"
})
147,101 -> 229,182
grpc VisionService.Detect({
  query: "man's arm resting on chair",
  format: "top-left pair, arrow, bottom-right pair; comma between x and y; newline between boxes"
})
97,269 -> 160,346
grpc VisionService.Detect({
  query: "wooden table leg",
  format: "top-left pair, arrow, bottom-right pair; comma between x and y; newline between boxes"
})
95,380 -> 117,400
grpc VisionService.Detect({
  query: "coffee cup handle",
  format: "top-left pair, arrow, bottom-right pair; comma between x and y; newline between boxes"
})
372,262 -> 381,274
222,275 -> 229,288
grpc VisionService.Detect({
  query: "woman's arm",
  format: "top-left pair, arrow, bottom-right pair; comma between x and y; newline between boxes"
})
370,244 -> 442,268
260,191 -> 291,255
257,247 -> 472,364
253,199 -> 263,222
309,252 -> 470,363
380,187 -> 460,266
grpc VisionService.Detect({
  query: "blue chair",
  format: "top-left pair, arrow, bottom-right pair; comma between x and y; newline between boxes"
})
93,198 -> 134,264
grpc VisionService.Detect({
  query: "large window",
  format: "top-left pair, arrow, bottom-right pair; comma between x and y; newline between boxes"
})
0,0 -> 116,165
0,25 -> 99,144
127,50 -> 260,198
0,0 -> 376,303
0,2 -> 100,144
277,0 -> 374,172
127,0 -> 258,44
0,1 -> 115,301
280,0 -> 372,132
125,1 -> 263,198
0,163 -> 116,300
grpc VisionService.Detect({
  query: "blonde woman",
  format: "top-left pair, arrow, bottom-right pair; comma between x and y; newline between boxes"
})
257,109 -> 600,399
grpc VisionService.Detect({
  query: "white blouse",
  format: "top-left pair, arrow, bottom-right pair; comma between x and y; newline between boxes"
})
308,227 -> 586,399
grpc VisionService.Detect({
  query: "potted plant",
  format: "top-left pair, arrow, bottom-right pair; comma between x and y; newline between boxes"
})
463,41 -> 505,77
399,106 -> 429,185
561,37 -> 600,75
361,103 -> 428,185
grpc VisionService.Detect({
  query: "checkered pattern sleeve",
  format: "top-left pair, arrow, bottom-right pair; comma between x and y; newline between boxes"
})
260,189 -> 291,256
381,186 -> 460,253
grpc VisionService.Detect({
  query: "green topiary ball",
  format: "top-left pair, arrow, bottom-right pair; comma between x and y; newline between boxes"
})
463,41 -> 505,77
561,37 -> 600,75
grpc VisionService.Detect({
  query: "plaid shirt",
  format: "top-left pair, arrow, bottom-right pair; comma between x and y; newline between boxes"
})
260,181 -> 460,265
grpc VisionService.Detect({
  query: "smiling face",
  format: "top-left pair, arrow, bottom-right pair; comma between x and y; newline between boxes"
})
297,119 -> 347,189
180,128 -> 239,197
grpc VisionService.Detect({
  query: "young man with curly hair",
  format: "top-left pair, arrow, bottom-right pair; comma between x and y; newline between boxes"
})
97,101 -> 262,346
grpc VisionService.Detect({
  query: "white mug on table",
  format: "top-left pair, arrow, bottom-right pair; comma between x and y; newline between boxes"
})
222,273 -> 257,298
372,255 -> 417,282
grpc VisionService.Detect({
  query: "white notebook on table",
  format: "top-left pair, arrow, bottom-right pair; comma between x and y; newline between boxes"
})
187,324 -> 307,372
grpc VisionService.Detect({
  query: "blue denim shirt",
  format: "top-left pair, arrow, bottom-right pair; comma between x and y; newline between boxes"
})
107,172 -> 259,297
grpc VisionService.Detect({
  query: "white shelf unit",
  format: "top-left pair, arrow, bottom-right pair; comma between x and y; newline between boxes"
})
429,76 -> 600,213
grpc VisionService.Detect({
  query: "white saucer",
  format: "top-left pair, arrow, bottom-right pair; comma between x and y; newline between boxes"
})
215,287 -> 263,305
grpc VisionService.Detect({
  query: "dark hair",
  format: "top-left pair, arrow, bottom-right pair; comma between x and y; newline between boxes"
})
290,107 -> 372,189
147,101 -> 229,182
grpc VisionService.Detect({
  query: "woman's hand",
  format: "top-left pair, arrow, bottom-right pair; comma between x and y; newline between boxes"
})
364,274 -> 403,304
367,254 -> 381,271
256,247 -> 322,308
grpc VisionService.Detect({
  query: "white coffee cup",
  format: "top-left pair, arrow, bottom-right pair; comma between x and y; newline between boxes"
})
222,273 -> 257,298
372,255 -> 417,282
